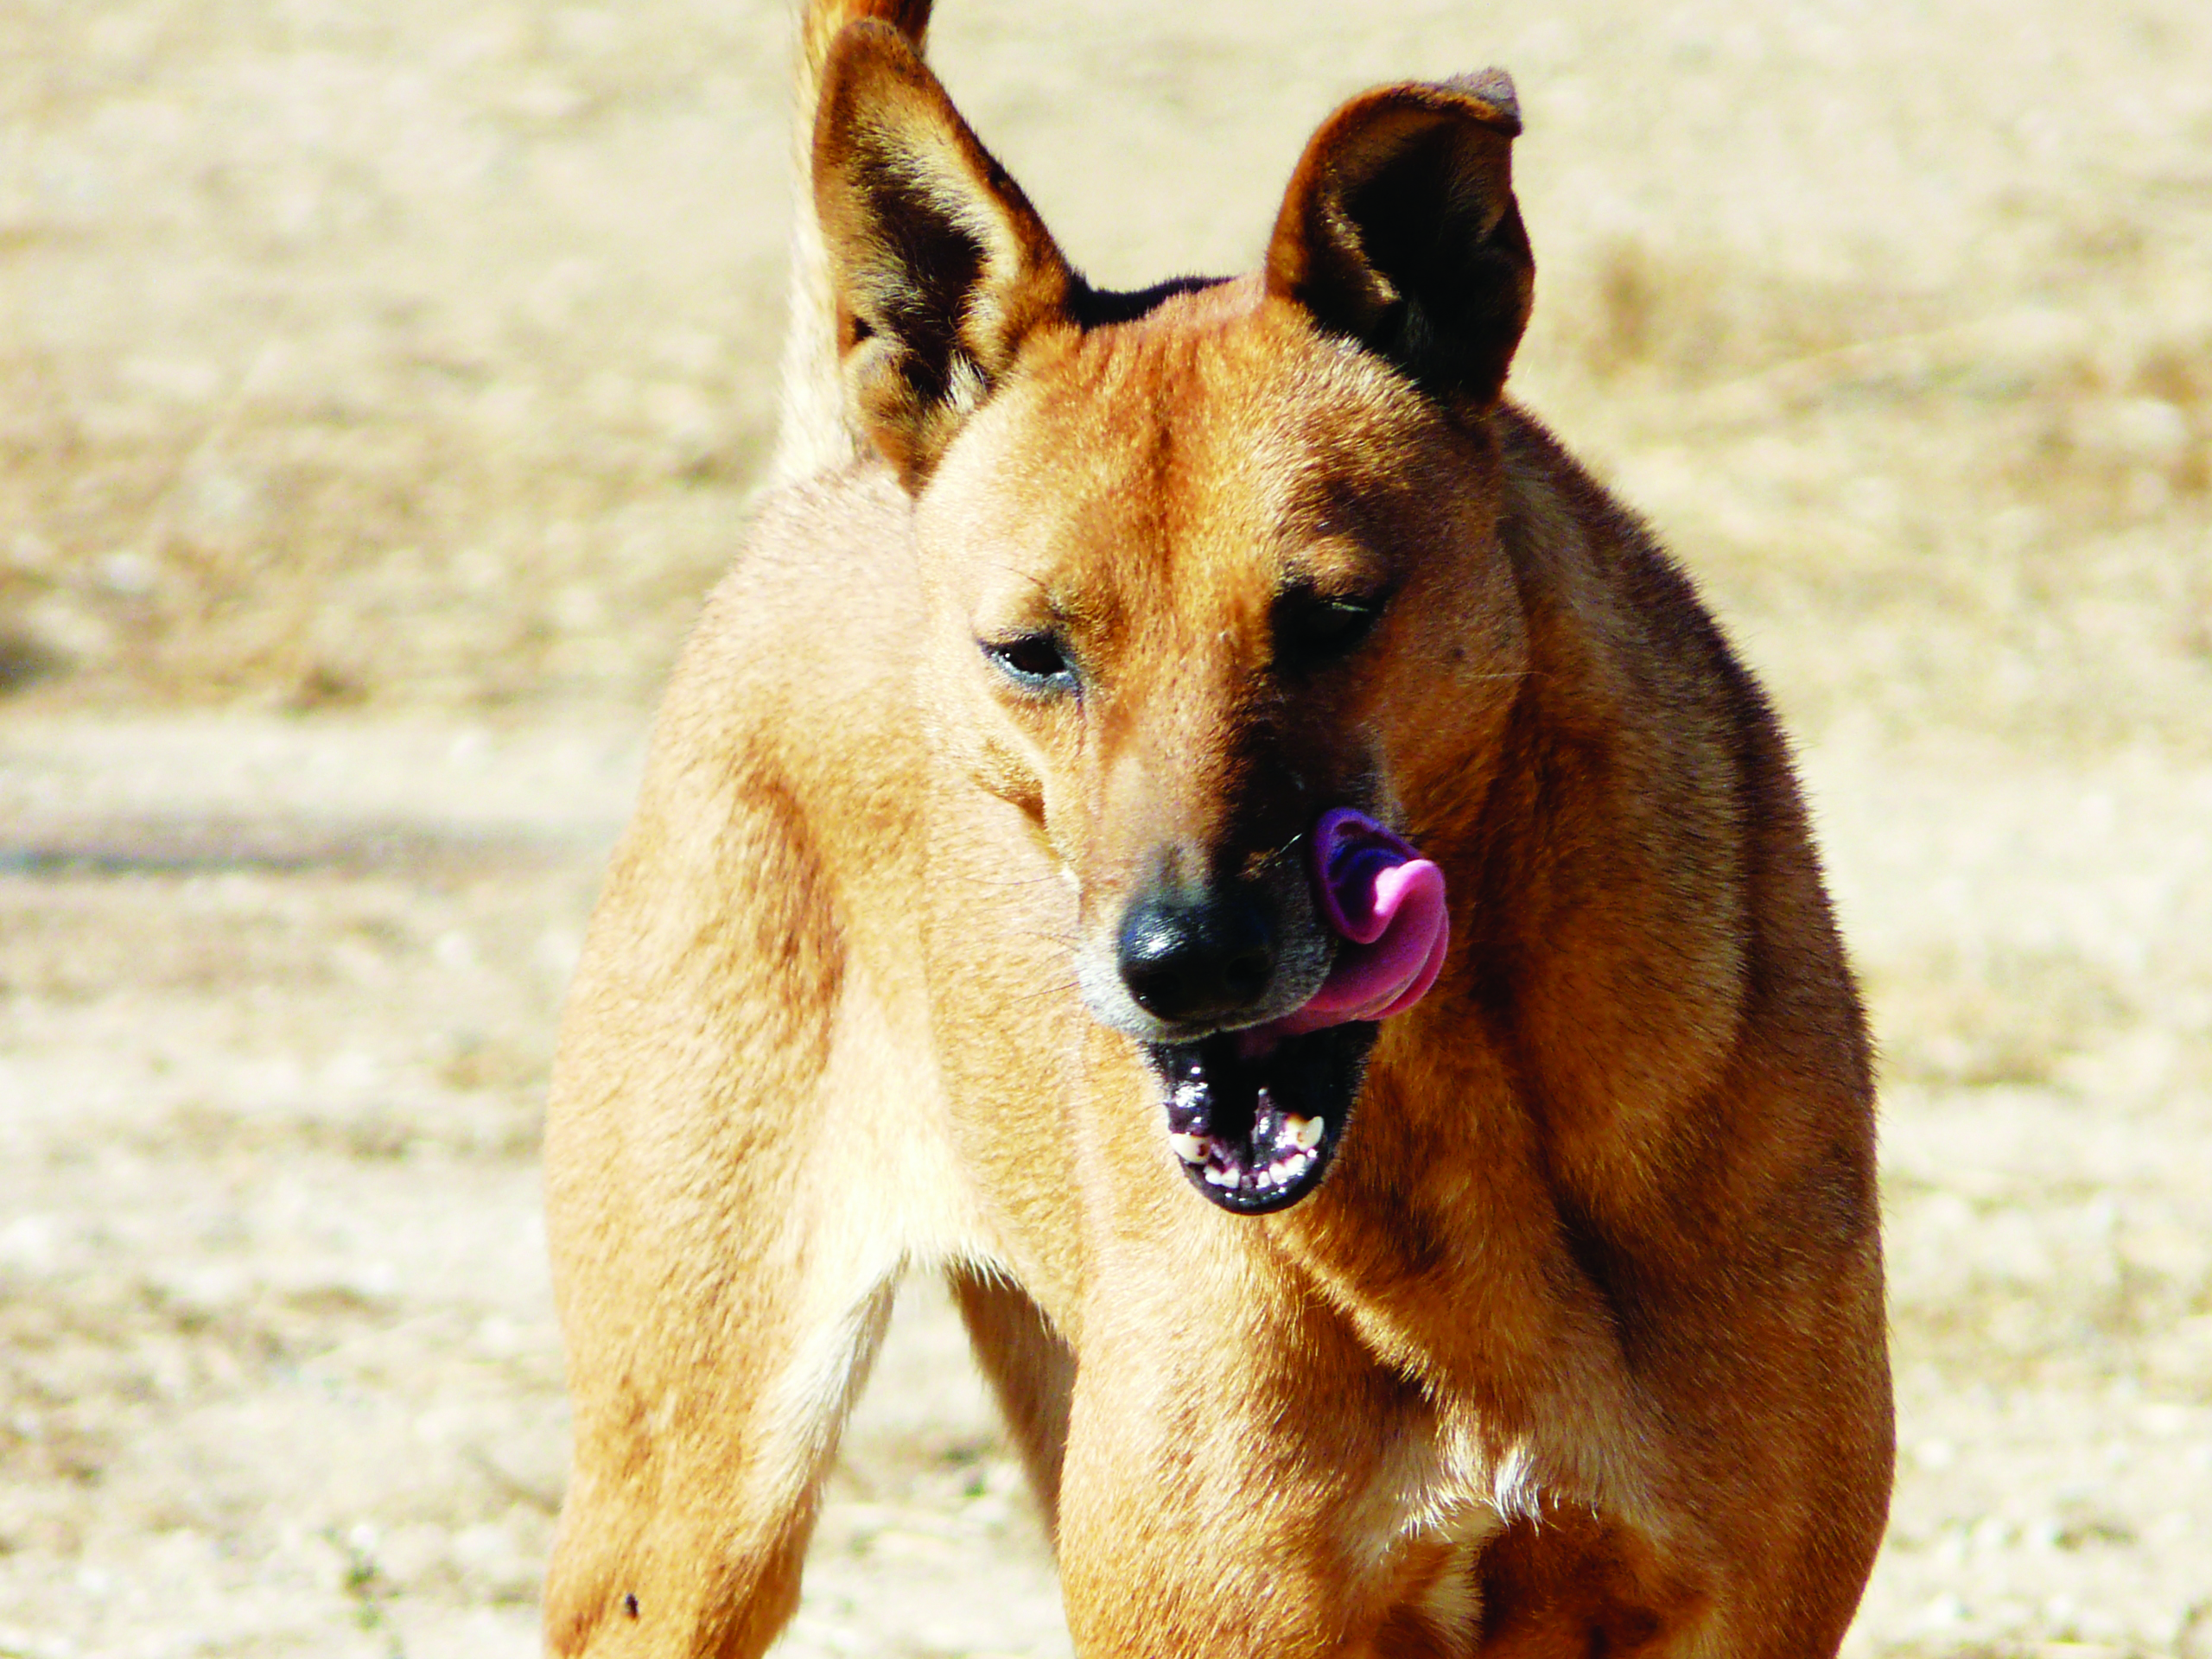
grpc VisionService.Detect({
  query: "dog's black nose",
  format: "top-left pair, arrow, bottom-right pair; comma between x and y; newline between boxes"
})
1116,888 -> 1278,1025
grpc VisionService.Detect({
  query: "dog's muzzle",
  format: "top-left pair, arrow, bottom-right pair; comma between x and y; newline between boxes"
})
1147,809 -> 1448,1215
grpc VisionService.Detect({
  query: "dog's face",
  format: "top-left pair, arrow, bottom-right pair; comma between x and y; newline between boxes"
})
817,24 -> 1535,1211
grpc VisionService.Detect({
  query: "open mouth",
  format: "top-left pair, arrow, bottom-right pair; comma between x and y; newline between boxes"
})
1146,1024 -> 1377,1215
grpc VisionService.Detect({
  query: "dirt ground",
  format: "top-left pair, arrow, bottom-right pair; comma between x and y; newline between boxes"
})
2,0 -> 2209,1654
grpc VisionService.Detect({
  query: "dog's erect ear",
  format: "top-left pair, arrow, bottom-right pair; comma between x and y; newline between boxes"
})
814,21 -> 1073,488
1266,72 -> 1534,416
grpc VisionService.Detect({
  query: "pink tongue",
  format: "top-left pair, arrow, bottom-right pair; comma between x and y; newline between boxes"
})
1271,808 -> 1448,1035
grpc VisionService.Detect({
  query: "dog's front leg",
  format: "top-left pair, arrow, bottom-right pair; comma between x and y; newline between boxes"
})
543,960 -> 921,1659
542,1230 -> 901,1659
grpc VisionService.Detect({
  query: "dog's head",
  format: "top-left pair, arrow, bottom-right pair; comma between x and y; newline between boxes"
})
816,23 -> 1535,1211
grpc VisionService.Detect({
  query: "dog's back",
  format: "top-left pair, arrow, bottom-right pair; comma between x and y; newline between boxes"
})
543,4 -> 1891,1655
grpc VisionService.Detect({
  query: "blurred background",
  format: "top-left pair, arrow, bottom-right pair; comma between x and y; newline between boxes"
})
1,0 -> 2208,1653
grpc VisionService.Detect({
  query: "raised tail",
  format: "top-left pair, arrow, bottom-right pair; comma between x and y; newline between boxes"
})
769,0 -> 936,486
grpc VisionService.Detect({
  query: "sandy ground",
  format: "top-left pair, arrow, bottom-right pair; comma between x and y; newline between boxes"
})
2,0 -> 2209,1654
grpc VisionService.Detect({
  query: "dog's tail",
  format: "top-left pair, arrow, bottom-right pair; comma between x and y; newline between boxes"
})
770,0 -> 935,486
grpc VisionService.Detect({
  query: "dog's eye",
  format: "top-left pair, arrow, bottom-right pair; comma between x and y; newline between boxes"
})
983,632 -> 1078,694
1274,588 -> 1386,670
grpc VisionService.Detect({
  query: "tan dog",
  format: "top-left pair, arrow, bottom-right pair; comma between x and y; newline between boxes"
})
542,2 -> 1893,1653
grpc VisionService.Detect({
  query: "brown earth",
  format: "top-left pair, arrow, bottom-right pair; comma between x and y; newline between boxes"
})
1,0 -> 2209,1654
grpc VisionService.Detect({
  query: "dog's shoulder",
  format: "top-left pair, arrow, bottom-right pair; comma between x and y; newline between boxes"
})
575,462 -> 931,994
654,461 -> 922,760
1482,397 -> 1871,1109
1491,404 -> 1734,700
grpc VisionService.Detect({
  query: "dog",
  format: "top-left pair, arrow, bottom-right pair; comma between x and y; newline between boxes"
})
542,2 -> 1893,1652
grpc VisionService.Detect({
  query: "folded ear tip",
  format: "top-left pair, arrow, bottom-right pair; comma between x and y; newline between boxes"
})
817,15 -> 942,143
805,2 -> 931,71
831,14 -> 918,61
1442,67 -> 1521,131
823,13 -> 932,90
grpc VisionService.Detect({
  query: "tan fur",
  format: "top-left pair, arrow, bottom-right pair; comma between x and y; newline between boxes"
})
543,5 -> 1893,1655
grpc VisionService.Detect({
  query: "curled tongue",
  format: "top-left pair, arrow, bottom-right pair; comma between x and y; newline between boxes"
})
1271,808 -> 1447,1034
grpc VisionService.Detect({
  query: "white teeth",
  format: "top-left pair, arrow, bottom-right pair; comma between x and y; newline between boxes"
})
1205,1165 -> 1236,1187
1287,1115 -> 1324,1150
1170,1132 -> 1210,1166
